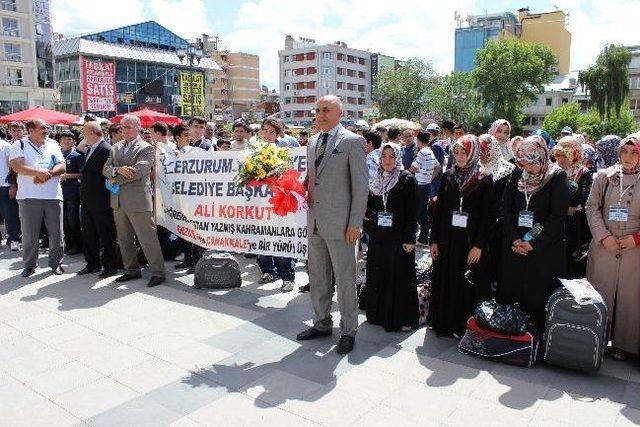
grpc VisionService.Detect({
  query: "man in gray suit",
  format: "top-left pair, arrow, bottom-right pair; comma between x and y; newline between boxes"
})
296,95 -> 368,354
103,115 -> 166,287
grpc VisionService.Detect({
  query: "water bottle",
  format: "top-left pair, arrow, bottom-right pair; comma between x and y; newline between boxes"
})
523,223 -> 543,242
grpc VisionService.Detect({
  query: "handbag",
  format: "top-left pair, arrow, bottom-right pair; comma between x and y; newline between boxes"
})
474,299 -> 529,336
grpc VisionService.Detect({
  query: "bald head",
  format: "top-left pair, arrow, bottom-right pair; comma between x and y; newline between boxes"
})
82,121 -> 103,145
316,95 -> 343,132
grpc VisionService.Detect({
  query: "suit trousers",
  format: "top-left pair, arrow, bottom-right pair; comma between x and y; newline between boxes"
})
18,199 -> 63,269
308,232 -> 358,337
113,208 -> 165,277
82,207 -> 117,270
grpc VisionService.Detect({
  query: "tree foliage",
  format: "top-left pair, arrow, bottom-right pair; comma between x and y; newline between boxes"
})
578,45 -> 632,120
473,38 -> 556,133
543,102 -> 638,140
372,58 -> 438,120
429,72 -> 484,132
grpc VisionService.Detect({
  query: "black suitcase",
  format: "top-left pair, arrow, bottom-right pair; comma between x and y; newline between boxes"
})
193,251 -> 241,289
543,280 -> 608,373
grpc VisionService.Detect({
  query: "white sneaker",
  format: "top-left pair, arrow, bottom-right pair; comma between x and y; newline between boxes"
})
281,280 -> 294,293
10,241 -> 19,252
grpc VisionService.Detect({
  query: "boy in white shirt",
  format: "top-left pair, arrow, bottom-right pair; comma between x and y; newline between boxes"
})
409,131 -> 439,246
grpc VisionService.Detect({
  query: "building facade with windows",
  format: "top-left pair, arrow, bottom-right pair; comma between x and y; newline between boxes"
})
278,35 -> 373,126
0,0 -> 55,115
52,21 -> 220,118
626,46 -> 640,126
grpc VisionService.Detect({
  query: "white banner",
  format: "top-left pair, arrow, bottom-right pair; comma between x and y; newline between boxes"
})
155,148 -> 309,259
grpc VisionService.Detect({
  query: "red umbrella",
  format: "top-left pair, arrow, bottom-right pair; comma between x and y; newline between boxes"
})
111,108 -> 183,128
0,106 -> 80,125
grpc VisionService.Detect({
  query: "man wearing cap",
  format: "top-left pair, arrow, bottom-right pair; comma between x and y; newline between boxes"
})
59,131 -> 84,255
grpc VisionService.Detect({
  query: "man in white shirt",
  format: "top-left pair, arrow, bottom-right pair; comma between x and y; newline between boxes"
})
9,119 -> 66,277
230,122 -> 249,151
409,131 -> 439,246
0,124 -> 21,250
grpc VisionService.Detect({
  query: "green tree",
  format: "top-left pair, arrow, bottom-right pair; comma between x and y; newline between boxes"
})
578,45 -> 632,120
542,102 -> 583,138
372,58 -> 438,120
430,72 -> 484,132
473,38 -> 556,134
578,108 -> 637,140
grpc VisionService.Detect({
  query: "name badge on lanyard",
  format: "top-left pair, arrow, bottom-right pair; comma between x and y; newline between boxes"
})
608,206 -> 629,222
378,191 -> 393,227
519,186 -> 534,228
452,197 -> 468,228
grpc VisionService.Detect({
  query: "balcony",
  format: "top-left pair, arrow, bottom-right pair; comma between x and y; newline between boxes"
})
4,53 -> 21,62
1,0 -> 17,12
6,78 -> 24,86
3,29 -> 20,37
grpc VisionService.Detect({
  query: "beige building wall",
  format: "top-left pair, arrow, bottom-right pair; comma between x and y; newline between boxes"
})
519,10 -> 571,74
0,0 -> 55,113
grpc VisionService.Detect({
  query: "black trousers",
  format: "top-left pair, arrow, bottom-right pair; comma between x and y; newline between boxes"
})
82,207 -> 118,270
63,194 -> 82,250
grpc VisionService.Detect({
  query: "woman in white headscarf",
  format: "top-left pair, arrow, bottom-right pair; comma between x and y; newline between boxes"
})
489,119 -> 514,161
364,143 -> 419,332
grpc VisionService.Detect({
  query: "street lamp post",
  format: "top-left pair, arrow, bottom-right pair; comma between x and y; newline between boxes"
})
177,42 -> 204,118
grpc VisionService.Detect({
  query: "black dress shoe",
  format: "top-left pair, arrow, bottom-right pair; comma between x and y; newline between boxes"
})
186,265 -> 196,274
147,276 -> 165,287
298,284 -> 310,293
296,327 -> 332,341
174,261 -> 193,269
336,335 -> 355,355
65,248 -> 81,255
21,267 -> 36,278
77,265 -> 100,275
51,265 -> 65,275
115,273 -> 142,283
98,269 -> 118,279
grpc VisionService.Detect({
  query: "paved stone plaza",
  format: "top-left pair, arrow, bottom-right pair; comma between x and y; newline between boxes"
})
0,248 -> 639,427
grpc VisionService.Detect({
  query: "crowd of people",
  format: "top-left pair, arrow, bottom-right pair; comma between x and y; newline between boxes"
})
1,94 -> 639,360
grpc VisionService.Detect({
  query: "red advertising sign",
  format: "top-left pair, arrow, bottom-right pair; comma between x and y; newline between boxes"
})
81,57 -> 117,112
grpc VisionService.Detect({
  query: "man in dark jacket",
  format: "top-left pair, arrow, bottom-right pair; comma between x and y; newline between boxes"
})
76,122 -> 118,277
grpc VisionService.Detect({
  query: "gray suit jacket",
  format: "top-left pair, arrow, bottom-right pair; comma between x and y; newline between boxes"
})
102,136 -> 154,212
307,125 -> 368,240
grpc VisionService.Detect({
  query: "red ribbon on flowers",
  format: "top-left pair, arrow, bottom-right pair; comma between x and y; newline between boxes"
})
268,169 -> 307,216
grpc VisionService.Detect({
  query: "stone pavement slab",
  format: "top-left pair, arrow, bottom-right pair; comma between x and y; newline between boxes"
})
0,248 -> 638,426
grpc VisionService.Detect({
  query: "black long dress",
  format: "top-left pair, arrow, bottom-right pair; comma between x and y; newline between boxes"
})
427,171 -> 496,337
565,170 -> 593,278
364,171 -> 419,331
498,169 -> 570,329
488,171 -> 517,293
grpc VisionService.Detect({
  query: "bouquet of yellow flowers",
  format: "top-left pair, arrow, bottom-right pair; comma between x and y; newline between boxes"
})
236,138 -> 307,216
236,139 -> 293,187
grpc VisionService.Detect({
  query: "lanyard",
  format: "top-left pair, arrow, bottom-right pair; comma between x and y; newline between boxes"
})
459,196 -> 463,212
382,191 -> 388,211
63,150 -> 73,161
523,183 -> 533,211
618,169 -> 640,205
27,140 -> 44,156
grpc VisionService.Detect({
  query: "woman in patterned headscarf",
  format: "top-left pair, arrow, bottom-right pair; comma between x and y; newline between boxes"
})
586,133 -> 640,361
364,143 -> 419,332
498,135 -> 570,328
582,143 -> 596,172
428,134 -> 496,338
479,134 -> 517,291
552,135 -> 593,278
489,119 -> 514,161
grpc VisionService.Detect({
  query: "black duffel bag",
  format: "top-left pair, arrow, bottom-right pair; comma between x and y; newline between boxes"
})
194,251 -> 241,289
474,299 -> 529,336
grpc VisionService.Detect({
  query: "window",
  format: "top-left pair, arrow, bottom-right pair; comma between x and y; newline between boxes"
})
7,68 -> 23,86
2,18 -> 19,37
358,57 -> 366,65
283,55 -> 290,62
322,66 -> 331,75
284,83 -> 291,90
337,67 -> 344,75
4,43 -> 20,61
347,83 -> 355,90
295,53 -> 305,61
358,84 -> 365,92
337,82 -> 344,89
347,69 -> 355,77
284,97 -> 291,104
1,0 -> 17,12
284,69 -> 291,77
306,67 -> 316,75
358,71 -> 365,78
545,97 -> 552,106
307,81 -> 316,89
322,81 -> 331,89
337,53 -> 344,61
305,52 -> 315,60
347,55 -> 355,63
562,97 -> 569,104
322,52 -> 331,60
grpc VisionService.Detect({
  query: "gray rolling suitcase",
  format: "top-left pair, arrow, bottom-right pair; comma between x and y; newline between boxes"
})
194,251 -> 241,289
543,279 -> 608,373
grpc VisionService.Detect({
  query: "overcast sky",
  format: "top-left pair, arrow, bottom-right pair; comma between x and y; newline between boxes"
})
51,0 -> 640,89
